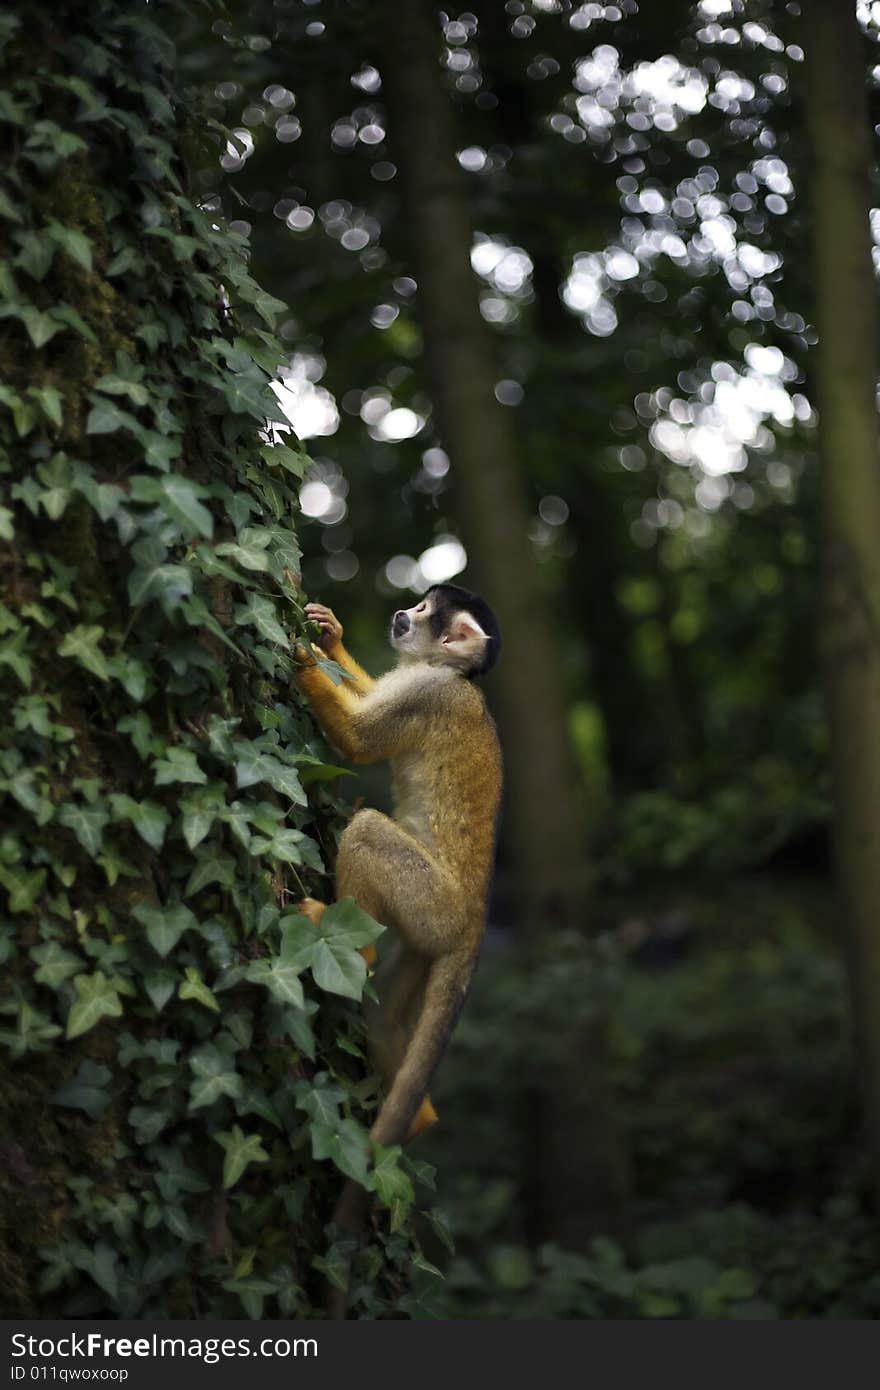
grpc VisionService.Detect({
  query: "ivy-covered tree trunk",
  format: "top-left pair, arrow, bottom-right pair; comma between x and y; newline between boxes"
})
380,0 -> 632,1251
0,2 -> 423,1318
802,1 -> 880,1209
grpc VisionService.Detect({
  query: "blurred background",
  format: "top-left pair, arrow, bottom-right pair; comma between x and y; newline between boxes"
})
177,0 -> 880,1316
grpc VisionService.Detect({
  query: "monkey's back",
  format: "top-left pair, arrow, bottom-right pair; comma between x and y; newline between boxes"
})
389,671 -> 501,908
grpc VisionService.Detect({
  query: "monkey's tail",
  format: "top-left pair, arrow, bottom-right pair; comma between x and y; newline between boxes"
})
369,954 -> 469,1149
325,956 -> 470,1318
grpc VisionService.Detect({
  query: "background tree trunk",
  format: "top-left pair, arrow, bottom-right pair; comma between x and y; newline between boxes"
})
803,0 -> 880,1205
381,0 -> 589,925
381,0 -> 632,1248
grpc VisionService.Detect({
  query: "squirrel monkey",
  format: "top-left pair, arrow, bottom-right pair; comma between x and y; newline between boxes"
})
295,584 -> 502,1162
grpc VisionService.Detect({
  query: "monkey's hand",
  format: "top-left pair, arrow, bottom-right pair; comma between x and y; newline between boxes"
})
304,601 -> 343,655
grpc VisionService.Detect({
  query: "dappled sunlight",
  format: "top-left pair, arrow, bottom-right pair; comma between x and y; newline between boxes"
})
272,354 -> 339,439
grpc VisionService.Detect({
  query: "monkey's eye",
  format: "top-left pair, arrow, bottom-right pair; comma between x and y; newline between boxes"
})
415,602 -> 427,615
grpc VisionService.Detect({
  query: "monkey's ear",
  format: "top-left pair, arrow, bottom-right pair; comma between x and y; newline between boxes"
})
441,612 -> 489,669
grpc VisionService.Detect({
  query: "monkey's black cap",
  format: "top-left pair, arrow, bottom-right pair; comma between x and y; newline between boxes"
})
426,582 -> 502,677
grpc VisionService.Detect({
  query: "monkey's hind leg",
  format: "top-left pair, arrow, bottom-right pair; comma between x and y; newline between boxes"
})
336,809 -> 462,1140
295,896 -> 376,968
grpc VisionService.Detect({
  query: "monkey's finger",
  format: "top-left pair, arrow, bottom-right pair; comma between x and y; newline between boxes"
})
359,944 -> 377,969
306,607 -> 340,630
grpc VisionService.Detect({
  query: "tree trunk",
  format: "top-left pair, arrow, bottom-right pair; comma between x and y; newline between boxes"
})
380,0 -> 632,1248
803,0 -> 880,1204
381,1 -> 589,926
0,0 -> 408,1317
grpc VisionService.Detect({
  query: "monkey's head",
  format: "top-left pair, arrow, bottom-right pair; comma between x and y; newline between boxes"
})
390,583 -> 501,678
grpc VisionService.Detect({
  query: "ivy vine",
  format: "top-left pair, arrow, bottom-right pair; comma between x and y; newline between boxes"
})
0,1 -> 443,1318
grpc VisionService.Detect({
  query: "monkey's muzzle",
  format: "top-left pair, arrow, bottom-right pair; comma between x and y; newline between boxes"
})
392,611 -> 410,639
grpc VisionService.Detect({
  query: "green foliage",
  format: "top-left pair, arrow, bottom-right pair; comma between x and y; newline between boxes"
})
417,883 -> 876,1320
0,1 -> 426,1318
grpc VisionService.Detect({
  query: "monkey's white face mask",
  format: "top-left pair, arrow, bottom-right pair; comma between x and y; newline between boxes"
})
389,596 -> 489,674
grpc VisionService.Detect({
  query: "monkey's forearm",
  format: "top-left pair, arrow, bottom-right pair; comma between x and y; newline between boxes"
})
296,659 -> 374,762
324,638 -> 375,697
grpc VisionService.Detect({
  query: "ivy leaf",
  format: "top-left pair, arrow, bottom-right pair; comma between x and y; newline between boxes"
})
128,536 -> 193,610
313,1243 -> 353,1293
109,794 -> 169,851
250,827 -> 323,871
234,592 -> 289,648
51,303 -> 98,345
215,1125 -> 269,1188
143,968 -> 177,1013
310,1116 -> 370,1185
83,1244 -> 119,1301
0,631 -> 31,687
274,1001 -> 317,1059
259,441 -> 308,478
294,1076 -> 345,1127
221,1276 -> 276,1320
0,186 -> 22,222
31,941 -> 81,988
220,801 -> 252,848
141,430 -> 181,471
58,624 -> 110,681
47,220 -> 93,271
318,897 -> 386,950
128,1105 -> 172,1144
0,863 -> 46,913
424,1208 -> 455,1254
310,938 -> 367,1001
179,966 -> 220,1013
233,742 -> 269,790
117,711 -> 159,760
259,756 -> 306,806
22,305 -> 62,348
299,761 -> 354,786
184,851 -> 236,897
244,957 -> 306,1009
368,1144 -> 415,1213
215,540 -> 271,573
93,374 -> 150,408
106,654 -> 150,702
85,398 -> 133,435
252,288 -> 287,328
35,449 -> 71,514
66,971 -> 123,1039
179,786 -> 223,850
153,746 -> 206,786
130,475 -> 213,539
51,1060 -> 112,1120
0,998 -> 61,1056
188,1043 -> 243,1110
97,845 -> 138,887
133,901 -> 196,957
58,802 -> 109,857
158,476 -> 213,538
15,231 -> 55,281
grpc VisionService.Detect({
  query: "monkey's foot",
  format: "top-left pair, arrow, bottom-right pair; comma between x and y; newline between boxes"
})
406,1095 -> 439,1143
296,896 -> 327,927
297,897 -> 376,967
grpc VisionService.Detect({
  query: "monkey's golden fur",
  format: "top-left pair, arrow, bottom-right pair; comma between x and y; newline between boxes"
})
295,599 -> 501,1156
